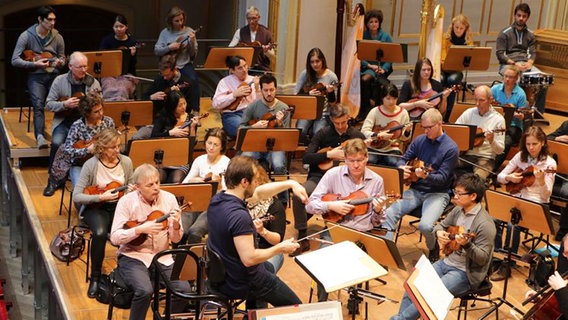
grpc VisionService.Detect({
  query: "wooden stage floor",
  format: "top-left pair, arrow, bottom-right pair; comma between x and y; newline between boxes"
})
1,104 -> 567,319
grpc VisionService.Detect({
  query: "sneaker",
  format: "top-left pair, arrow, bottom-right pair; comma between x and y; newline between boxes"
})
428,243 -> 440,263
489,265 -> 511,281
37,135 -> 49,149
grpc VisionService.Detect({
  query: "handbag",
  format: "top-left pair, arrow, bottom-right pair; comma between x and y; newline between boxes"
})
49,226 -> 87,262
96,269 -> 133,309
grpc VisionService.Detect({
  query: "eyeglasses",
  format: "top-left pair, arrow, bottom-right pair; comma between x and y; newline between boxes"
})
453,189 -> 472,197
421,123 -> 438,130
246,16 -> 259,21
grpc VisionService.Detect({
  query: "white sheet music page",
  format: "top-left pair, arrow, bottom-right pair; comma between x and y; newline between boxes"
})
295,241 -> 387,292
414,255 -> 453,319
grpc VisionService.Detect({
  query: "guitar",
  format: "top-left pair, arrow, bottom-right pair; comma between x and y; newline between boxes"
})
21,50 -> 66,73
408,85 -> 461,119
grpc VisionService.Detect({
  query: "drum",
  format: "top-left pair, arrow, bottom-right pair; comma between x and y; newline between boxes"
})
520,73 -> 554,86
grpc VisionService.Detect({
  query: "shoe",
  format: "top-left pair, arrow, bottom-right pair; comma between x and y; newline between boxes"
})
428,243 -> 440,263
87,278 -> 99,298
289,240 -> 310,257
490,265 -> 511,281
37,135 -> 48,149
42,181 -> 58,197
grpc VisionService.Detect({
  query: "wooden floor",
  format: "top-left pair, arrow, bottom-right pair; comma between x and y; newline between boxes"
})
0,101 -> 567,319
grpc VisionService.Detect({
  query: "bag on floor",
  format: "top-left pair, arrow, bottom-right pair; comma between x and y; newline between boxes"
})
527,249 -> 555,290
49,227 -> 87,262
96,269 -> 133,309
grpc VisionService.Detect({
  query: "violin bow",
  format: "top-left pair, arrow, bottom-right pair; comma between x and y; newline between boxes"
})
296,223 -> 341,243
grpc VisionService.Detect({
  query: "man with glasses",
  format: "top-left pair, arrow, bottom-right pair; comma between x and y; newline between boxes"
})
43,51 -> 101,196
11,6 -> 65,150
383,108 -> 459,262
305,138 -> 385,302
290,104 -> 366,257
390,173 -> 495,320
228,6 -> 275,72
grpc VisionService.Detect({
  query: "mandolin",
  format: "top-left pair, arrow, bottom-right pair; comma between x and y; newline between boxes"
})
303,80 -> 341,95
124,202 -> 190,246
247,106 -> 294,128
237,41 -> 277,50
317,141 -> 349,171
442,225 -> 476,255
408,85 -> 461,119
177,112 -> 209,129
225,80 -> 256,111
21,49 -> 66,73
404,159 -> 433,185
506,166 -> 556,194
473,127 -> 507,147
321,192 -> 399,223
370,121 -> 412,149
84,180 -> 128,198
169,26 -> 203,49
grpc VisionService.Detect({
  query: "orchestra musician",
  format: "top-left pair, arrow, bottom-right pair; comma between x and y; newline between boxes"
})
491,126 -> 556,281
295,48 -> 338,144
46,92 -> 115,193
547,121 -> 568,240
496,3 -> 547,114
228,6 -> 275,73
383,109 -> 459,263
206,156 -> 307,311
11,6 -> 65,150
390,173 -> 495,320
440,14 -> 474,121
361,83 -> 411,167
359,9 -> 393,121
454,85 -> 505,181
154,6 -> 200,113
290,104 -> 365,257
397,58 -> 451,121
212,55 -> 258,138
491,65 -> 528,172
305,138 -> 385,302
110,164 -> 190,320
73,128 -> 134,298
43,51 -> 102,197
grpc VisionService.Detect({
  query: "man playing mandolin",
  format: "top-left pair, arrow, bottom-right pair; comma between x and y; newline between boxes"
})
11,6 -> 66,150
110,163 -> 190,320
390,173 -> 495,320
305,138 -> 385,302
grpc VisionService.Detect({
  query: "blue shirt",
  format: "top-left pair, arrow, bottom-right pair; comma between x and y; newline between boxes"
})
491,83 -> 527,129
397,133 -> 458,193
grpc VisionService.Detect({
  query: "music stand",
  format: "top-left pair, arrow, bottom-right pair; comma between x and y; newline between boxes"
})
202,47 -> 255,69
82,50 -> 123,81
442,46 -> 492,102
357,40 -> 404,64
104,100 -> 154,143
276,95 -> 325,120
481,189 -> 555,319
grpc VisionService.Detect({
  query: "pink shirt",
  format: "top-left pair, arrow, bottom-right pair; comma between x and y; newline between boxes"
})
110,190 -> 183,267
212,74 -> 257,113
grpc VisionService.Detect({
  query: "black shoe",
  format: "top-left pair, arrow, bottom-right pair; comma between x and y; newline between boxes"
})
43,181 -> 59,197
87,279 -> 99,298
490,265 -> 511,281
428,244 -> 440,263
289,240 -> 310,257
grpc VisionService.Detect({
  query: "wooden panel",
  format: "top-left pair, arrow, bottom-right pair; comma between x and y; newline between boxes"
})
534,29 -> 568,113
128,138 -> 190,168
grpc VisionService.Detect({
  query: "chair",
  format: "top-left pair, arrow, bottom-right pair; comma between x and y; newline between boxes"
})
67,222 -> 92,283
151,247 -> 232,320
18,90 -> 32,133
58,178 -> 75,227
456,274 -> 497,319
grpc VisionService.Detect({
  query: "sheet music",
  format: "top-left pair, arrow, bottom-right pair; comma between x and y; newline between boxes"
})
413,255 -> 453,319
295,241 -> 387,292
263,301 -> 342,320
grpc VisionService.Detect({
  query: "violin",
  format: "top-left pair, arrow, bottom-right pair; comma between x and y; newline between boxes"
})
408,85 -> 460,119
317,141 -> 349,171
21,49 -> 65,72
370,121 -> 412,149
226,80 -> 256,111
473,128 -> 507,148
404,159 -> 433,185
84,181 -> 128,198
203,171 -> 223,182
506,166 -> 557,194
124,202 -> 190,246
247,107 -> 294,128
237,41 -> 277,50
170,26 -> 203,49
164,82 -> 190,95
321,192 -> 399,223
302,80 -> 341,95
256,213 -> 276,223
176,112 -> 209,129
117,42 -> 145,50
442,225 -> 476,255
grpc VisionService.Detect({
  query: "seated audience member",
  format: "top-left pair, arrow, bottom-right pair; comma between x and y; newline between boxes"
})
110,164 -> 191,320
547,120 -> 568,240
383,109 -> 459,262
361,83 -> 411,167
305,138 -> 385,302
454,85 -> 505,181
212,55 -> 258,138
295,48 -> 338,144
492,126 -> 556,281
73,129 -> 134,298
290,104 -> 365,257
390,173 -> 495,320
207,155 -> 308,311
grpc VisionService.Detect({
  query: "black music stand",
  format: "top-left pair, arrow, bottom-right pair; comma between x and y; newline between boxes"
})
443,46 -> 492,102
82,50 -> 123,82
276,95 -> 325,120
480,189 -> 555,319
202,47 -> 255,69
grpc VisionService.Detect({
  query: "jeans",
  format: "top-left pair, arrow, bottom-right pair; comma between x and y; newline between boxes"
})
49,118 -> 75,169
179,63 -> 201,113
441,71 -> 464,122
292,176 -> 320,231
390,260 -> 470,320
69,166 -> 82,187
241,151 -> 287,174
28,73 -> 57,139
118,255 -> 191,320
267,253 -> 284,273
554,174 -> 568,232
82,203 -> 116,278
368,150 -> 401,168
296,117 -> 329,145
246,263 -> 301,308
384,189 -> 450,250
221,110 -> 243,138
183,211 -> 208,244
494,220 -> 521,254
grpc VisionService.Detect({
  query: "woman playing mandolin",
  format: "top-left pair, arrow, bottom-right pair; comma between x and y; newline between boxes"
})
397,57 -> 451,121
73,128 -> 134,299
492,126 -> 557,281
361,83 -> 411,167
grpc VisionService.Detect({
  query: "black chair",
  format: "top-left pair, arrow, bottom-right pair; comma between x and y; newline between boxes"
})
456,275 -> 497,319
151,247 -> 232,320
